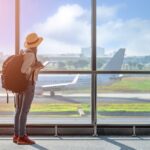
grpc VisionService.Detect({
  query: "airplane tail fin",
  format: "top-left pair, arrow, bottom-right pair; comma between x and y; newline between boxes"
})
103,48 -> 125,71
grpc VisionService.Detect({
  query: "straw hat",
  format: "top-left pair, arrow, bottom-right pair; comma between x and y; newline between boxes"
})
24,33 -> 43,48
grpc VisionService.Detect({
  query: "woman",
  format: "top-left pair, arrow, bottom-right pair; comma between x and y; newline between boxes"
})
13,33 -> 44,145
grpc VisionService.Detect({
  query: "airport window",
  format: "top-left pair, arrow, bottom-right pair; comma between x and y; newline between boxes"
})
97,0 -> 150,71
2,0 -> 150,126
19,0 -> 92,124
0,0 -> 15,68
0,74 -> 91,124
29,74 -> 91,124
96,0 -> 150,125
20,0 -> 91,71
97,74 -> 150,124
0,0 -> 15,123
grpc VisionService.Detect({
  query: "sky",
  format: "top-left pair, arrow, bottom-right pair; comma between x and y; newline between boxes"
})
1,0 -> 150,56
0,0 -> 15,54
20,0 -> 91,55
98,0 -> 150,56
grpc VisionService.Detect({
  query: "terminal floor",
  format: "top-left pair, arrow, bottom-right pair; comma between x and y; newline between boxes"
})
0,136 -> 149,150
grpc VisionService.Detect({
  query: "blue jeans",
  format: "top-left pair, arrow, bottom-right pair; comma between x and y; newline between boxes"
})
14,81 -> 35,136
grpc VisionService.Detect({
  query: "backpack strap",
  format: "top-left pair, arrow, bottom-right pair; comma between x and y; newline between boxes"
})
14,93 -> 16,108
31,70 -> 35,85
6,90 -> 9,104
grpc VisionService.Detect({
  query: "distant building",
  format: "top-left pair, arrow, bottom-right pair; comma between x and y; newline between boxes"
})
81,47 -> 105,57
40,53 -> 81,58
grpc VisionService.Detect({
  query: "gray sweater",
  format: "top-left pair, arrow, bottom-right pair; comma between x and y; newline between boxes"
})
21,52 -> 40,82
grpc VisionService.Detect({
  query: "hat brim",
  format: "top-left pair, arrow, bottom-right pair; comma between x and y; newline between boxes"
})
24,37 -> 43,48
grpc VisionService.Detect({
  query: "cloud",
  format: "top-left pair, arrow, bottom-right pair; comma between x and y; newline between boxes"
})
96,4 -> 150,56
97,5 -> 120,22
31,4 -> 91,54
98,17 -> 150,56
26,4 -> 150,56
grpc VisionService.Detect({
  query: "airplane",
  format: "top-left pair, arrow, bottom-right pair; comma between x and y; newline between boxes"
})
35,48 -> 125,96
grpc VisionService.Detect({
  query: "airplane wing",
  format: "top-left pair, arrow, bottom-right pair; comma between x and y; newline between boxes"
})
42,74 -> 80,90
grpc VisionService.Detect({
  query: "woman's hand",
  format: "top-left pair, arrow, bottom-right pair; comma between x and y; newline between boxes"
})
31,61 -> 44,70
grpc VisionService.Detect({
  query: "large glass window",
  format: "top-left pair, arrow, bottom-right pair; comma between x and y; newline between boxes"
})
97,0 -> 150,71
97,0 -> 150,125
0,0 -> 15,67
21,0 -> 91,71
0,0 -> 15,123
19,0 -> 92,124
2,0 -> 150,126
29,74 -> 91,124
0,74 -> 91,124
97,74 -> 150,124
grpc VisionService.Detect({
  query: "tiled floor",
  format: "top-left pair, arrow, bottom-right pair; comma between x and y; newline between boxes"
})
0,136 -> 149,150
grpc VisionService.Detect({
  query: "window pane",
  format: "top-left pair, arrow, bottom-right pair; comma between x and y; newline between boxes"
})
1,74 -> 91,124
97,0 -> 150,70
0,0 -> 15,69
0,0 -> 15,123
21,0 -> 91,71
31,74 -> 91,124
97,74 -> 150,124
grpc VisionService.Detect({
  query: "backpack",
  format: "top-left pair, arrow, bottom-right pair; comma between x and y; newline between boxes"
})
1,51 -> 36,103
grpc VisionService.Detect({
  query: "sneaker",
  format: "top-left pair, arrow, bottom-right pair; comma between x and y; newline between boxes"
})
17,135 -> 35,145
13,134 -> 18,143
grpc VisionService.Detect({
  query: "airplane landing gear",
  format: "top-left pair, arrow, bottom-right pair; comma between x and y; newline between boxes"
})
50,91 -> 55,97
